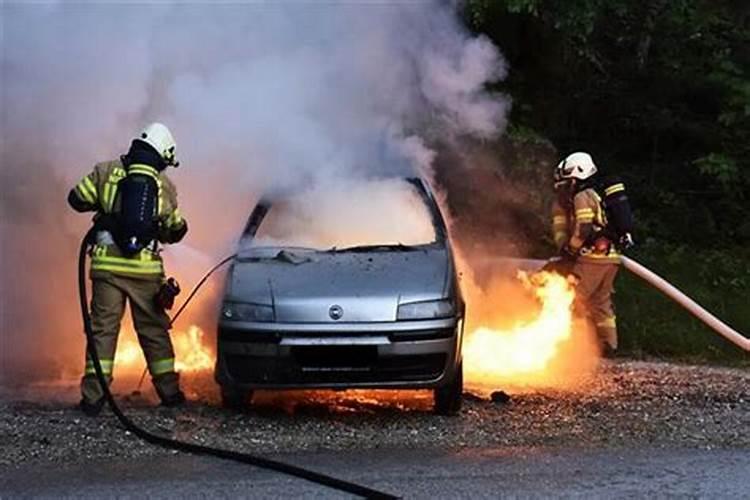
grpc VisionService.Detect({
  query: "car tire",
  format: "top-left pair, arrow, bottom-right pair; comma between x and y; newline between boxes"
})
221,386 -> 252,410
433,361 -> 463,416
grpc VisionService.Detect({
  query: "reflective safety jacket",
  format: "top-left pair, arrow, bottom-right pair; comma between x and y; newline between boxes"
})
69,159 -> 187,279
551,187 -> 620,264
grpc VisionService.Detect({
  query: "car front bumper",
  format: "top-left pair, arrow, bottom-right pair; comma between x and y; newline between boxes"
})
215,317 -> 463,390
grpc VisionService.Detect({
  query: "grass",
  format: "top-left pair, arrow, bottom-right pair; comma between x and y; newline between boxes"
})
615,243 -> 749,366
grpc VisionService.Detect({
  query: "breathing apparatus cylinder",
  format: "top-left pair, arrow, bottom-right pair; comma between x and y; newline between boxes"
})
598,176 -> 635,249
112,169 -> 160,256
77,226 -> 394,499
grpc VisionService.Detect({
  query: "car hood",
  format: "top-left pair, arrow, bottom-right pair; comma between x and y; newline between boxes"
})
226,247 -> 451,323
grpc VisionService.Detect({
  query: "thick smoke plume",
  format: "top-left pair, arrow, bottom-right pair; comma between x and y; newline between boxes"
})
0,2 -> 508,384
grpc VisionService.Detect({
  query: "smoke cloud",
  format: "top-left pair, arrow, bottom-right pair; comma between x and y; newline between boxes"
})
0,2 -> 508,384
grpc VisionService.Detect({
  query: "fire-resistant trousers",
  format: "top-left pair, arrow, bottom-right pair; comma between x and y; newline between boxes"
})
81,274 -> 180,404
572,260 -> 620,351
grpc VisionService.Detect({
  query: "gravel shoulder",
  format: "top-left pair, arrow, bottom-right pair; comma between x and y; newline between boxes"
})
1,360 -> 748,471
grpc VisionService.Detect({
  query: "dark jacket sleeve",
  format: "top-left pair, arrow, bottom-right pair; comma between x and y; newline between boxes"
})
160,219 -> 188,243
67,189 -> 96,212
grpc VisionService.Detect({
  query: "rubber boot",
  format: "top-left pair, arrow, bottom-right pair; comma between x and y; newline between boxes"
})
79,398 -> 105,417
160,390 -> 186,407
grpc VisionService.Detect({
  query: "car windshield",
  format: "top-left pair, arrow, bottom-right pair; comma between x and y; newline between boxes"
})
243,179 -> 439,252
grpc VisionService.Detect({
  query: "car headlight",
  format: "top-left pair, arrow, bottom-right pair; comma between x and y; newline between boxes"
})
397,299 -> 455,321
221,301 -> 274,322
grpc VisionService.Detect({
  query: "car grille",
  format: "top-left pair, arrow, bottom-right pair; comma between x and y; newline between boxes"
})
225,350 -> 447,385
219,327 -> 454,343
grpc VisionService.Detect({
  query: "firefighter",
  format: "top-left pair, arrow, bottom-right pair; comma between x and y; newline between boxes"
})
68,122 -> 188,415
551,152 -> 620,356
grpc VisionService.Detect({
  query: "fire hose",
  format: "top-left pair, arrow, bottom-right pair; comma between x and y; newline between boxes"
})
135,253 -> 237,391
619,256 -> 750,352
507,255 -> 749,352
78,227 -> 398,499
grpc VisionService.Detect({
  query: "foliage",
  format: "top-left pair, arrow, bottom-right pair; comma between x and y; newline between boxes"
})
615,243 -> 749,365
458,1 -> 749,363
463,0 -> 750,247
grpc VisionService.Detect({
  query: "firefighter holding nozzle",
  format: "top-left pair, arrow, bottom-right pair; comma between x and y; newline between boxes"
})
68,123 -> 188,415
549,152 -> 635,357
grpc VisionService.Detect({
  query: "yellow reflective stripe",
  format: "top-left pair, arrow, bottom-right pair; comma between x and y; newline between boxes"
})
76,178 -> 97,204
149,358 -> 175,375
101,171 -> 121,212
76,183 -> 96,203
109,183 -> 119,212
128,164 -> 160,179
552,215 -> 567,225
157,178 -> 164,216
576,206 -> 595,222
604,184 -> 625,196
92,245 -> 160,261
91,264 -> 164,275
554,231 -> 568,244
128,165 -> 164,215
92,250 -> 161,265
91,257 -> 162,271
582,251 -> 621,258
75,185 -> 96,204
166,208 -> 183,227
85,358 -> 114,375
82,176 -> 97,195
86,359 -> 114,367
91,260 -> 162,269
102,182 -> 113,212
579,253 -> 621,263
596,317 -> 617,329
596,212 -> 606,226
91,252 -> 164,274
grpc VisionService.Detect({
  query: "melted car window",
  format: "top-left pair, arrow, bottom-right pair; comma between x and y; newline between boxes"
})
248,179 -> 438,250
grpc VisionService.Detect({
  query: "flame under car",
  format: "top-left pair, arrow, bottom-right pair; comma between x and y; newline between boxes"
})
215,178 -> 464,415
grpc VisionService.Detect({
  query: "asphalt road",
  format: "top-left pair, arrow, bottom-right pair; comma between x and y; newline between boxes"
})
2,445 -> 748,498
2,361 -> 748,498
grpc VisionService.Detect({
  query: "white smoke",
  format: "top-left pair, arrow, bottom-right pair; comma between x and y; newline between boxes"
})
0,1 -> 508,383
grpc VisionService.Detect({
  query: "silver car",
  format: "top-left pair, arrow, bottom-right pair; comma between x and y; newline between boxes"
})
215,177 -> 464,415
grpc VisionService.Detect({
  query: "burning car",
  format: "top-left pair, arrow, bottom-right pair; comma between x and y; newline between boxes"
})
215,177 -> 464,415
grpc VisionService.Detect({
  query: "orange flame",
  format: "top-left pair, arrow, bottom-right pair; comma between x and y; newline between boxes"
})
114,339 -> 142,370
463,269 -> 598,394
114,325 -> 213,375
173,325 -> 214,372
110,267 -> 596,404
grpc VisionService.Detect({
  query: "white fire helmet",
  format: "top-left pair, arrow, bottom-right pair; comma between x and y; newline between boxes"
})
138,122 -> 178,166
555,151 -> 597,183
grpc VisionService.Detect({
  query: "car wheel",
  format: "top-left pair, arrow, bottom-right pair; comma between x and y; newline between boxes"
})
221,386 -> 252,410
433,361 -> 463,416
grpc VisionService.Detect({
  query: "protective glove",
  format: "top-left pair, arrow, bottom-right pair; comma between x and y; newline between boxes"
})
541,246 -> 578,279
155,277 -> 181,311
619,233 -> 635,250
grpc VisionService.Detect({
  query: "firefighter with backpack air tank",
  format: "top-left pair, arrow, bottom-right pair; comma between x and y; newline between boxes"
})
68,123 -> 188,415
549,152 -> 635,357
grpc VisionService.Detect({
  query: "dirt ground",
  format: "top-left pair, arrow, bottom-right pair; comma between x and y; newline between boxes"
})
1,360 -> 747,471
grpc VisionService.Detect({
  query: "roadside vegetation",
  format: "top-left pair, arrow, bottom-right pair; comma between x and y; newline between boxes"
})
458,1 -> 749,362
